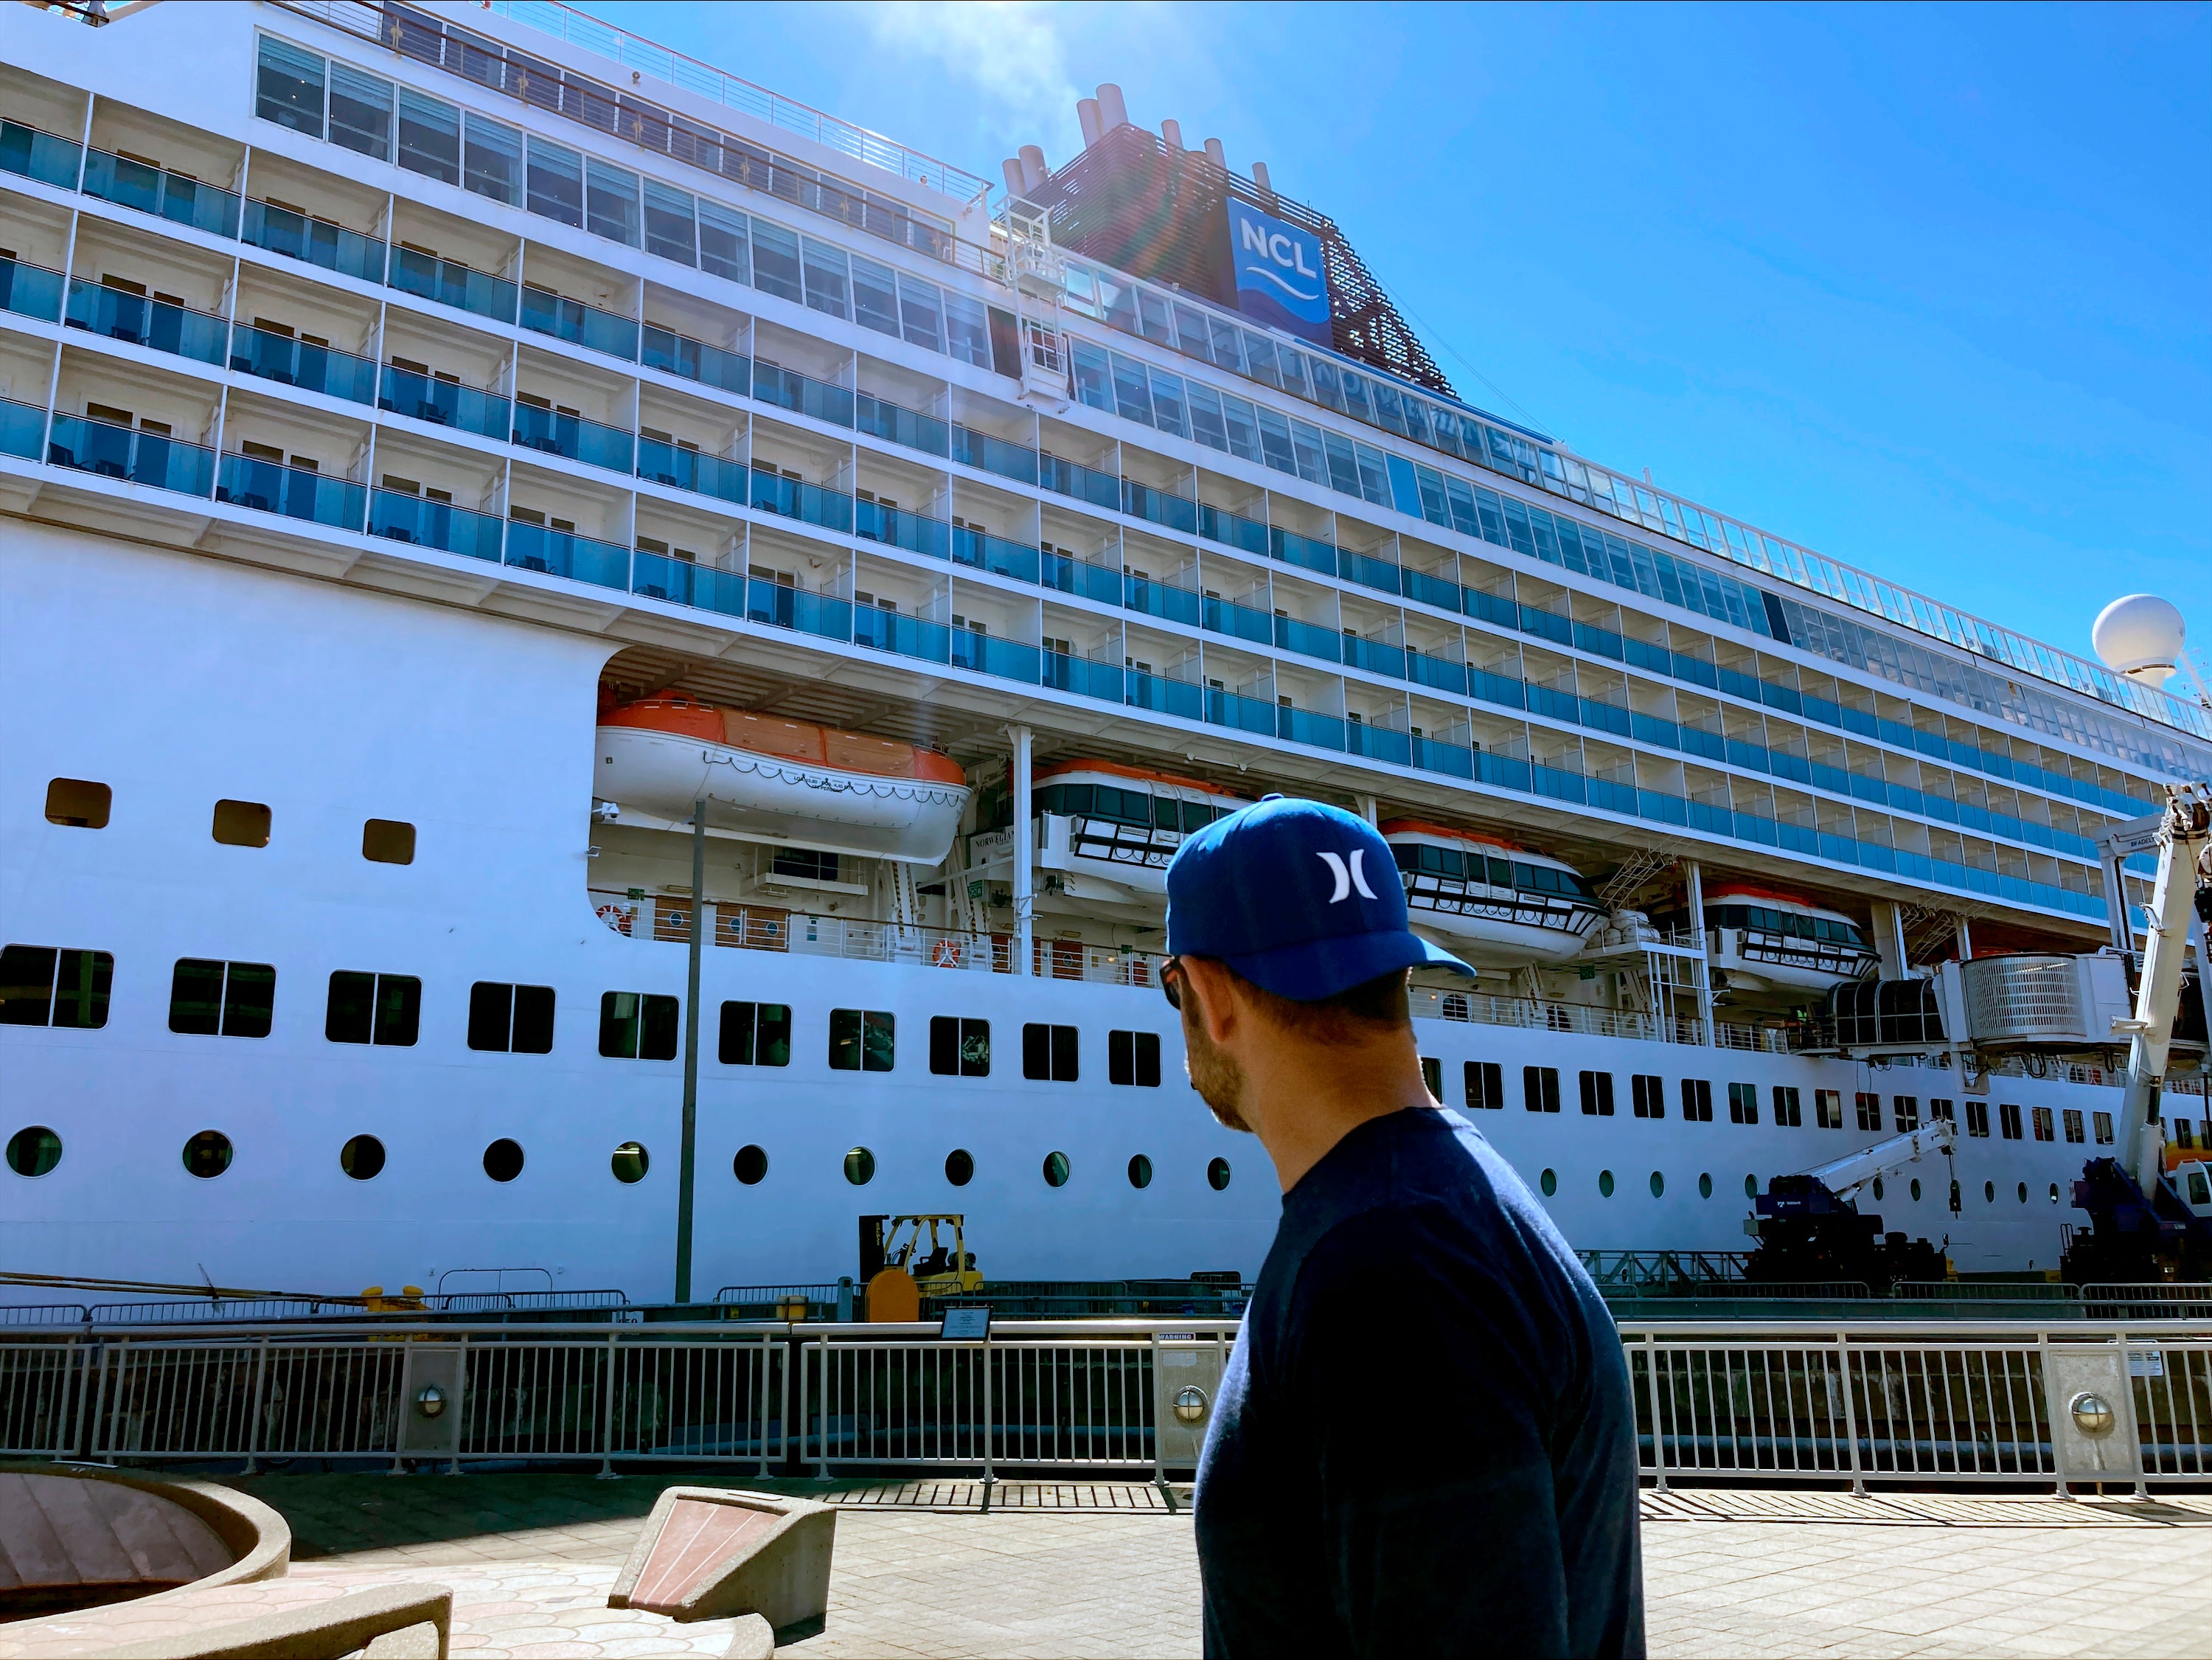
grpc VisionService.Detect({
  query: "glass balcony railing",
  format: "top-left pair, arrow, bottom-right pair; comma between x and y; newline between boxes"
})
951,527 -> 1040,585
749,469 -> 852,533
952,631 -> 1040,683
1402,568 -> 1463,611
751,362 -> 855,428
215,452 -> 365,529
1,396 -> 49,461
46,413 -> 214,496
240,199 -> 386,283
1039,452 -> 1119,512
1279,706 -> 1348,751
1199,503 -> 1270,558
636,438 -> 748,505
1347,723 -> 1413,766
80,147 -> 240,238
1343,636 -> 1408,679
1041,652 -> 1124,702
640,324 -> 750,397
856,392 -> 949,456
64,280 -> 226,365
0,256 -> 65,323
229,324 -> 378,404
1412,735 -> 1478,779
1338,548 -> 1404,597
1121,479 -> 1198,535
1206,686 -> 1280,737
388,247 -> 518,324
855,498 -> 950,560
745,578 -> 852,642
1040,549 -> 1121,604
1408,650 -> 1470,697
1202,594 -> 1273,646
854,607 -> 951,664
0,118 -> 83,190
633,551 -> 747,617
519,285 -> 639,361
1126,670 -> 1205,722
951,424 -> 1037,485
505,521 -> 630,591
1123,574 -> 1202,627
377,366 -> 509,440
366,490 -> 504,561
511,403 -> 635,473
1273,615 -> 1343,664
1270,526 -> 1339,577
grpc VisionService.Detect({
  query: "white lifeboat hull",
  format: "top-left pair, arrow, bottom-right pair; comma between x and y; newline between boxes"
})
597,726 -> 969,864
1708,928 -> 1875,998
1408,897 -> 1601,965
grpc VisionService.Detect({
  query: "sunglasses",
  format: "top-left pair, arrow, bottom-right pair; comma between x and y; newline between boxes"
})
1160,955 -> 1186,1012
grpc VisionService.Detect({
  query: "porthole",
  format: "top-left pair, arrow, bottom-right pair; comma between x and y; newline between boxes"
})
2048,1181 -> 2060,1204
945,1148 -> 974,1187
1598,1169 -> 1615,1198
182,1131 -> 232,1179
734,1145 -> 768,1185
612,1142 -> 649,1184
1984,1180 -> 1996,1204
339,1134 -> 385,1180
1208,1156 -> 1232,1192
483,1138 -> 524,1182
1910,1178 -> 1922,1202
1745,1174 -> 1759,1198
2016,1181 -> 2028,1205
1871,1177 -> 1885,1201
1540,1167 -> 1557,1198
1697,1173 -> 1713,1200
1127,1154 -> 1153,1190
1649,1170 -> 1663,1198
6,1126 -> 61,1178
844,1146 -> 875,1186
1043,1150 -> 1070,1188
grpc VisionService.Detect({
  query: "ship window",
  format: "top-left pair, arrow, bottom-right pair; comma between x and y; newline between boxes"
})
586,157 -> 641,248
611,1141 -> 650,1184
830,1008 -> 894,1072
600,991 -> 679,1060
526,134 -> 583,226
700,199 -> 751,285
2093,1111 -> 2114,1145
1043,1150 -> 1071,1188
2191,1170 -> 2212,1208
751,218 -> 801,302
255,35 -> 324,137
0,946 -> 112,1029
945,1147 -> 974,1186
1540,1167 -> 1557,1197
169,959 -> 274,1038
44,779 -> 111,828
771,848 -> 840,882
1775,1086 -> 1805,1128
2063,1109 -> 2085,1145
1728,1083 -> 1758,1125
396,87 -> 460,187
720,1001 -> 792,1067
801,237 -> 849,319
734,1145 -> 768,1184
462,111 -> 521,204
181,1130 -> 233,1179
1523,1065 -> 1560,1113
212,799 -> 272,847
1109,1030 -> 1161,1087
930,1015 -> 991,1077
2173,1119 -> 2196,1148
1813,1088 -> 1842,1129
1856,1091 -> 1882,1132
1598,1169 -> 1615,1198
468,983 -> 555,1053
339,1134 -> 384,1180
2031,1105 -> 2055,1142
1698,1173 -> 1713,1198
6,1126 -> 62,1178
1023,1022 -> 1079,1083
1208,1157 -> 1232,1192
483,1138 -> 524,1181
1681,1079 -> 1714,1122
1998,1102 -> 2024,1141
1930,1098 -> 1955,1125
1966,1100 -> 1991,1139
1464,1061 -> 1505,1111
1579,1070 -> 1615,1116
362,819 -> 415,864
324,971 -> 420,1046
1422,1057 -> 1444,1099
1631,1074 -> 1666,1119
1894,1096 -> 1920,1131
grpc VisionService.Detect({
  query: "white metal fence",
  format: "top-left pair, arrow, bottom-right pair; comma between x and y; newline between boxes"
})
4,1320 -> 2206,1490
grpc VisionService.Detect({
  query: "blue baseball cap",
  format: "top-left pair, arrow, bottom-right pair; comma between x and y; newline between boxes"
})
1165,795 -> 1475,1000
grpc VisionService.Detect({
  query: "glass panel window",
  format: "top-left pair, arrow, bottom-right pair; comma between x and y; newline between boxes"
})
1966,1099 -> 1990,1138
1289,419 -> 1328,484
599,990 -> 678,1060
718,1000 -> 792,1066
801,237 -> 849,318
585,159 -> 640,246
1728,1082 -> 1758,1124
324,970 -> 420,1046
526,136 -> 583,226
330,63 -> 393,161
751,218 -> 801,301
396,88 -> 460,187
1107,1029 -> 1161,1086
1856,1091 -> 1882,1132
1186,381 -> 1229,451
1110,353 -> 1154,424
699,200 -> 751,284
1023,1021 -> 1079,1082
1148,369 -> 1187,438
1219,392 -> 1260,462
1775,1086 -> 1804,1128
898,273 -> 945,351
1464,1060 -> 1505,1110
256,35 -> 324,137
642,179 -> 696,264
828,1007 -> 895,1072
945,291 -> 990,367
850,253 -> 900,336
467,982 -> 555,1053
1578,1070 -> 1615,1116
462,111 -> 522,204
1680,1078 -> 1714,1122
0,945 -> 113,1029
169,958 -> 275,1038
929,1015 -> 991,1077
1523,1065 -> 1560,1112
1631,1074 -> 1665,1119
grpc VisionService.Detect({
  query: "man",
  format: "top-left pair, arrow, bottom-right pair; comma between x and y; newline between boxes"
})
1166,795 -> 1643,1659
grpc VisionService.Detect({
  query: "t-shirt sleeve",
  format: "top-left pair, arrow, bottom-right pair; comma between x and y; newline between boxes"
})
1290,1205 -> 1576,1658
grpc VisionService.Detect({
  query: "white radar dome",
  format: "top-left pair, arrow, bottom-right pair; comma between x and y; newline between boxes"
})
2091,594 -> 2185,689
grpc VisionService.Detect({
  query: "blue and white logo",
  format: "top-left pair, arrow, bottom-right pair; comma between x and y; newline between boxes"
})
1224,198 -> 1332,347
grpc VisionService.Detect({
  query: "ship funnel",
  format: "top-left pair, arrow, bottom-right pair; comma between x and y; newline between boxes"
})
1096,83 -> 1130,132
1204,136 -> 1226,170
1001,158 -> 1027,198
1161,117 -> 1184,152
1077,97 -> 1103,147
1251,159 -> 1273,194
2093,594 -> 2185,690
1018,145 -> 1048,193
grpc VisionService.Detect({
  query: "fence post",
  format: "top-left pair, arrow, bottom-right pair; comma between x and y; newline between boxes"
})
88,1337 -> 116,1464
1150,1331 -> 1167,1498
598,1330 -> 619,1480
243,1336 -> 270,1475
1836,1333 -> 1865,1495
756,1332 -> 772,1479
813,1338 -> 830,1480
979,1330 -> 995,1508
1640,1330 -> 1667,1491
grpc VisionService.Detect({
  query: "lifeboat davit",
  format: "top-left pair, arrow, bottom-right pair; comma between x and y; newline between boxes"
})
1380,819 -> 1604,964
597,695 -> 970,864
1690,883 -> 1878,1001
1025,761 -> 1253,905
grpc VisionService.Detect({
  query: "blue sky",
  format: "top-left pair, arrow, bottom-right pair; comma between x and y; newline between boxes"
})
582,1 -> 2208,687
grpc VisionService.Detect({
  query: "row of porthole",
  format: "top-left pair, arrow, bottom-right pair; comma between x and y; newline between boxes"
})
1531,1167 -> 2063,1207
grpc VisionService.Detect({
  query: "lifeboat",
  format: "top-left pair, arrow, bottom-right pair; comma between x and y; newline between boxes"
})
596,695 -> 970,864
1009,761 -> 1253,907
1691,883 -> 1878,1002
1380,820 -> 1603,964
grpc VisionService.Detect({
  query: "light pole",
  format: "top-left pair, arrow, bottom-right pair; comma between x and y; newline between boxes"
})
675,796 -> 705,1304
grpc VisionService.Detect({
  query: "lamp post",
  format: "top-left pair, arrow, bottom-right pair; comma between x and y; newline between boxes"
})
675,796 -> 705,1305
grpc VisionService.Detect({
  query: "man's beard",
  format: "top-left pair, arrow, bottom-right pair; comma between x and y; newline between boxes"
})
1180,1007 -> 1252,1133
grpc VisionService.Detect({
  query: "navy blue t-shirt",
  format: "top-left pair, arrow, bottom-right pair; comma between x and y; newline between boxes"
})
1194,1106 -> 1643,1659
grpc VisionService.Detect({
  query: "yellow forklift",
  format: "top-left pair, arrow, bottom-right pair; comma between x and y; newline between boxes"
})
858,1214 -> 981,1320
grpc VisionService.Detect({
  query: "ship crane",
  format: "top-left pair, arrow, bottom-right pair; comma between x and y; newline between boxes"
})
1797,1119 -> 1959,1205
1746,1119 -> 1958,1289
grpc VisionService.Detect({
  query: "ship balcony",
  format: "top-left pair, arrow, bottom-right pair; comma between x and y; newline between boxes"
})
0,117 -> 83,192
215,389 -> 369,531
506,464 -> 630,588
512,398 -> 635,475
639,383 -> 748,474
46,408 -> 212,497
518,242 -> 639,361
61,277 -> 226,368
48,347 -> 218,493
0,251 -> 66,326
79,145 -> 239,240
366,434 -> 504,561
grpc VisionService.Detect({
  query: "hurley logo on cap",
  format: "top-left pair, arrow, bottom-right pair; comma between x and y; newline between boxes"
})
1314,849 -> 1378,903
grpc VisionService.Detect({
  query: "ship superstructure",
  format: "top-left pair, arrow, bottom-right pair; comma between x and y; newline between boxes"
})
1,1 -> 2207,1298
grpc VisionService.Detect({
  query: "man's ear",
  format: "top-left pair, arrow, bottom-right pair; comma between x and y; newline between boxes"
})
1178,955 -> 1242,1048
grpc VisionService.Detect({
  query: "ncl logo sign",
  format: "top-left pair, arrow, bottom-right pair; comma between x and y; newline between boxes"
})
1224,198 -> 1332,347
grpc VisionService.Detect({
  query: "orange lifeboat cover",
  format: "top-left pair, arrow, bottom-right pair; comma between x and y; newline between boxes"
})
601,695 -> 965,785
1378,817 -> 1526,855
1703,881 -> 1845,915
1035,757 -> 1249,799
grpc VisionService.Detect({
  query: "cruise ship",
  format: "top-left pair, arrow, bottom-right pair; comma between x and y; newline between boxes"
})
3,0 -> 2208,1301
